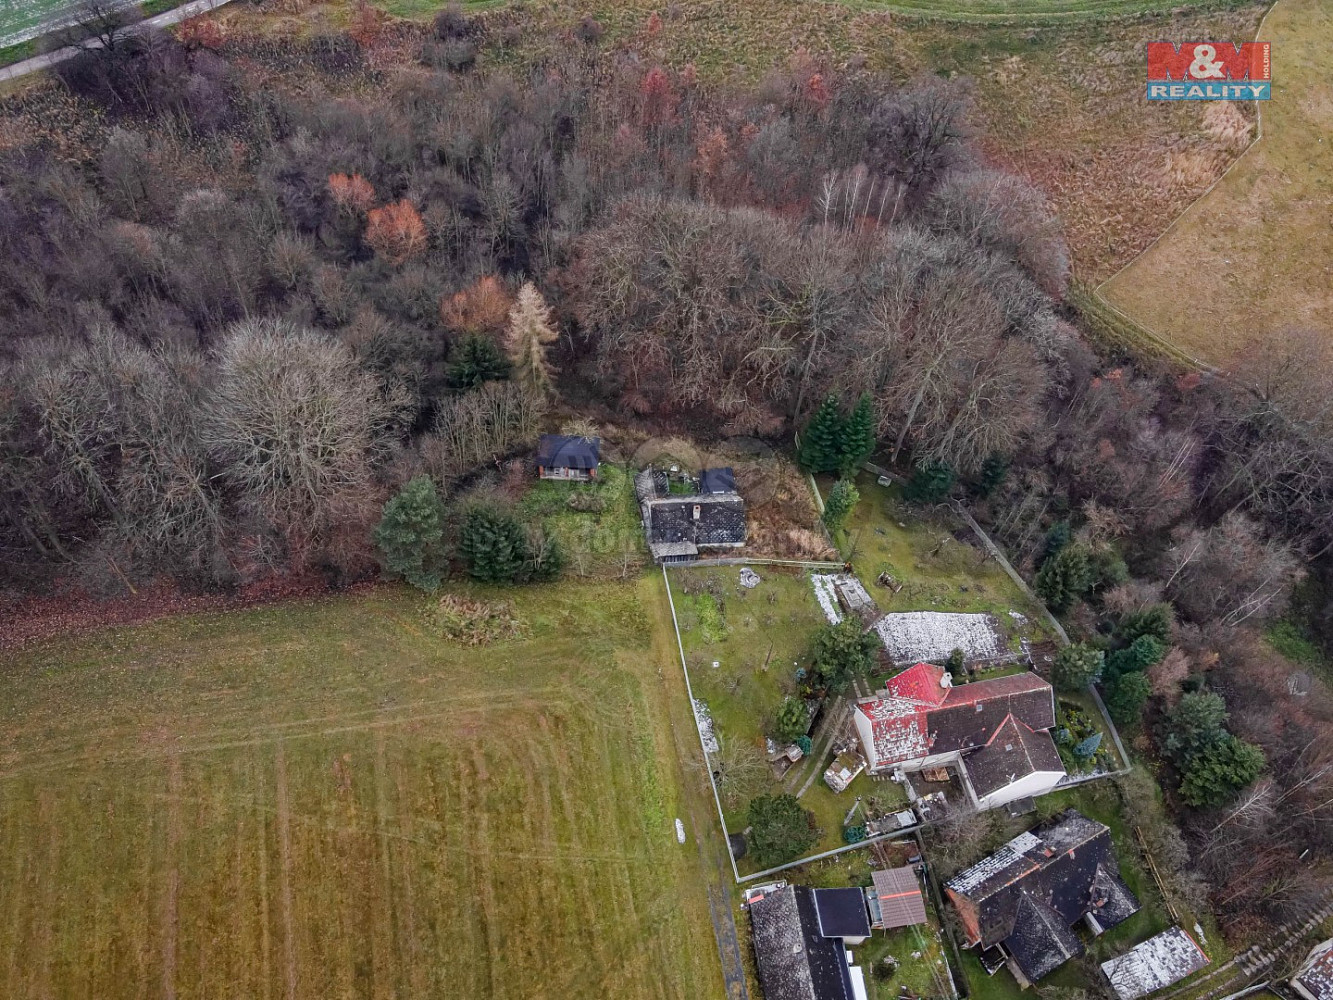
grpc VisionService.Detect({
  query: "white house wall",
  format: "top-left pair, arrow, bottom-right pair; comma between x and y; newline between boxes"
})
973,769 -> 1066,811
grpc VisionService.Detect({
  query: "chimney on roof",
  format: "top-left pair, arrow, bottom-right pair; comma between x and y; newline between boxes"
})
940,672 -> 953,689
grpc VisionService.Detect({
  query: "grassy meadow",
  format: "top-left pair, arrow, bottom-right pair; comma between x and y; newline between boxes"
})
0,581 -> 725,1000
1101,0 -> 1332,364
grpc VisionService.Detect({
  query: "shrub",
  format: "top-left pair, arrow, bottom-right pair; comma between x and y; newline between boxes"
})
795,735 -> 813,755
843,824 -> 867,844
1104,671 -> 1151,725
373,475 -> 447,591
747,794 -> 817,867
774,696 -> 810,742
822,479 -> 859,533
903,459 -> 955,504
1053,643 -> 1103,692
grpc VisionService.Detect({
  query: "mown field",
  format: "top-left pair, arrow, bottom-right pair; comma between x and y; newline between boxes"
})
0,582 -> 724,1000
1101,0 -> 1332,364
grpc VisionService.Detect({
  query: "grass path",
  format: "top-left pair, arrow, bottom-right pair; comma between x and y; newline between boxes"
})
1101,0 -> 1332,363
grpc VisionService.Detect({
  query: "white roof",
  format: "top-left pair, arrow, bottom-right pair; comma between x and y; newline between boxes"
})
1101,927 -> 1209,1000
872,611 -> 1007,665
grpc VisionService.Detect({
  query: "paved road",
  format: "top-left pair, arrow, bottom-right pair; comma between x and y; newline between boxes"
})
0,0 -> 234,85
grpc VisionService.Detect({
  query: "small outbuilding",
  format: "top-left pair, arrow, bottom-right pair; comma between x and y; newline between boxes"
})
867,867 -> 928,930
536,434 -> 600,481
1101,927 -> 1209,1000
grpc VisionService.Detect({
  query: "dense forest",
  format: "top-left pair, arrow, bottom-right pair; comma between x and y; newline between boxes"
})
1,2 -> 1332,942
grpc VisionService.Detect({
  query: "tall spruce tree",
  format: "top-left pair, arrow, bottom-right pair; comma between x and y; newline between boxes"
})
839,393 -> 875,475
504,282 -> 558,397
799,395 -> 844,474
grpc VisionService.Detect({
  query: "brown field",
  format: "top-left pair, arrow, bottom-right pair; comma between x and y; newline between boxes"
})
1101,0 -> 1332,364
0,581 -> 727,999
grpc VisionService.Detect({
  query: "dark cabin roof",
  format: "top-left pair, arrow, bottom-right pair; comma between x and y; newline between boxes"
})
536,434 -> 600,470
701,467 -> 737,494
749,886 -> 854,1000
647,496 -> 746,546
813,888 -> 872,939
946,809 -> 1140,980
965,716 -> 1065,799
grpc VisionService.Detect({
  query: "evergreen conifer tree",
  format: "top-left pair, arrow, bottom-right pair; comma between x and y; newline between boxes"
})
458,505 -> 529,583
447,334 -> 511,390
798,394 -> 844,474
839,393 -> 875,475
373,476 -> 448,591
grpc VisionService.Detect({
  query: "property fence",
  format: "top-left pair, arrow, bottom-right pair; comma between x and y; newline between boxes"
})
663,460 -> 1134,884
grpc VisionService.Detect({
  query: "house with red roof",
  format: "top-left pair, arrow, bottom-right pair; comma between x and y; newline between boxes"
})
852,662 -> 1065,811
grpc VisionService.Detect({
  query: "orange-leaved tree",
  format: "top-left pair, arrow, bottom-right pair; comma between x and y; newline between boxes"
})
440,275 -> 512,334
328,173 -> 375,214
365,200 -> 427,264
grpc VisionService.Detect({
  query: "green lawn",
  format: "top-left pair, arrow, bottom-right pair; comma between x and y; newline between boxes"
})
835,473 -> 1052,642
517,462 -> 645,577
0,581 -> 724,1000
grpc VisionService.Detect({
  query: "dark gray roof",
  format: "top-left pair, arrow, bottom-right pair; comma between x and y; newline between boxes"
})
701,467 -> 737,494
966,717 -> 1065,799
749,886 -> 854,1000
925,685 -> 1056,757
647,496 -> 746,547
946,809 -> 1140,981
536,434 -> 599,469
813,888 -> 871,939
1006,893 -> 1084,982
